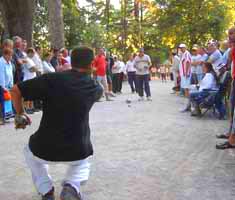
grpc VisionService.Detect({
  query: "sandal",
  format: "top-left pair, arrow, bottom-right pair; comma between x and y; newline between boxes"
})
216,134 -> 230,139
216,141 -> 235,150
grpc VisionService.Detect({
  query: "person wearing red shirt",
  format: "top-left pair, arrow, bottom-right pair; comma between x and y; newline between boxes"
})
216,27 -> 235,149
93,48 -> 113,101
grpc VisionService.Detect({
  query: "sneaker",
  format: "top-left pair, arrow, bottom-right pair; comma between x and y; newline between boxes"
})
42,187 -> 55,200
180,107 -> 190,113
60,184 -> 83,200
138,97 -> 144,101
147,97 -> 152,101
109,93 -> 116,97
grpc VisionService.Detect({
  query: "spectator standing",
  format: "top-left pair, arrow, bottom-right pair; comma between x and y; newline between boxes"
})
126,54 -> 137,93
0,48 -> 14,124
12,36 -> 26,84
160,64 -> 167,83
105,52 -> 115,97
179,44 -> 192,99
111,56 -> 121,94
171,51 -> 180,89
23,48 -> 38,114
134,48 -> 152,101
42,52 -> 56,74
197,47 -> 208,82
207,41 -> 222,71
93,48 -> 113,101
61,48 -> 71,64
118,60 -> 126,93
190,46 -> 201,85
221,40 -> 231,67
216,27 -> 235,149
56,52 -> 71,72
32,46 -> 44,76
50,49 -> 59,70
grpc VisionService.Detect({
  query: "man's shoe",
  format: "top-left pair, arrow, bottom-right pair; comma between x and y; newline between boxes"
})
60,184 -> 83,200
147,96 -> 152,101
138,97 -> 144,101
42,187 -> 55,200
109,93 -> 116,97
180,107 -> 190,113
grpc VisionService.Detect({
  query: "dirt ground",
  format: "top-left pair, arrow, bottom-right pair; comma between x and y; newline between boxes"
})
0,80 -> 235,200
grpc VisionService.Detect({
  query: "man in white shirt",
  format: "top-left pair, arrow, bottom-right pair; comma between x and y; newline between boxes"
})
134,48 -> 152,101
126,54 -> 137,93
207,42 -> 222,71
32,46 -> 43,75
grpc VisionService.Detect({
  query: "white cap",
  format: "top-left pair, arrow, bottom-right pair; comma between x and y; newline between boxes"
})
179,43 -> 187,48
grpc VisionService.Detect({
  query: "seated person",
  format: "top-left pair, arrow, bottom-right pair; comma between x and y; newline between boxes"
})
189,62 -> 218,116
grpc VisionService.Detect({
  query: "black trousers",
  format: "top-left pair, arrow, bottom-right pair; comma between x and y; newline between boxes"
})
112,73 -> 120,93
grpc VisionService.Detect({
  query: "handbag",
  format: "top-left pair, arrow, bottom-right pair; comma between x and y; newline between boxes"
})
3,90 -> 11,101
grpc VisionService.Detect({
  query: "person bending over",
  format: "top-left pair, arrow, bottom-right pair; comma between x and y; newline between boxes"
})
11,47 -> 103,200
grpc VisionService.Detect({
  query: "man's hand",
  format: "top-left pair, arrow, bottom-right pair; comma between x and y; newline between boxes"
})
14,114 -> 31,130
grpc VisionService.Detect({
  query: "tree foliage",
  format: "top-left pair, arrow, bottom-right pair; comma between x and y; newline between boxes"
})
1,0 -> 235,61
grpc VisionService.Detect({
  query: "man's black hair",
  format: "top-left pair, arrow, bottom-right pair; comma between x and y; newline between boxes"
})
71,47 -> 94,68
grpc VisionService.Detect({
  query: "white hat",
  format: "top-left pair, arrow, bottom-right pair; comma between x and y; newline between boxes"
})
179,44 -> 187,48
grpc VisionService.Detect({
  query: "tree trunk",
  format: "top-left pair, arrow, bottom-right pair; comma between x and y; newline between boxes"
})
48,0 -> 65,49
0,0 -> 35,46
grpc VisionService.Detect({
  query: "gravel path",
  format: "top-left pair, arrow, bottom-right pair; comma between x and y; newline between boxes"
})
0,80 -> 235,200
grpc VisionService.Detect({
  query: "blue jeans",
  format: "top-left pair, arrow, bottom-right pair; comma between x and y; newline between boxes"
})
128,72 -> 137,92
136,74 -> 151,97
189,90 -> 210,104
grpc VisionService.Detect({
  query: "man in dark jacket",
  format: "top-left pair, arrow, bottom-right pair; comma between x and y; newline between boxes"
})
11,47 -> 103,200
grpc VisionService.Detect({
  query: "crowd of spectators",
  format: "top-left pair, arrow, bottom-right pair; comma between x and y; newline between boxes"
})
170,26 -> 235,149
0,36 -> 72,125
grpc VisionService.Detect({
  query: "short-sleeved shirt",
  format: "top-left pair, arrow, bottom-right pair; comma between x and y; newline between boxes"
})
93,55 -> 107,76
134,54 -> 152,75
208,50 -> 222,70
23,57 -> 37,81
18,70 -> 103,162
191,55 -> 201,74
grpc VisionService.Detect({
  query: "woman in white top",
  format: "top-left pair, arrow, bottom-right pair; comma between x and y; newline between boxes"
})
42,52 -> 56,74
189,62 -> 218,116
126,54 -> 137,93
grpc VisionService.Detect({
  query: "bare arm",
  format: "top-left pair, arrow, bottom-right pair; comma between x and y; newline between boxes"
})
11,85 -> 24,115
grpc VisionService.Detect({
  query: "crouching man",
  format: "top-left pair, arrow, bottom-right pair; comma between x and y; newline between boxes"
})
11,47 -> 103,200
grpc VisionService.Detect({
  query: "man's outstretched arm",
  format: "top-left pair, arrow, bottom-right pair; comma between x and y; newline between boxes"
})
11,85 -> 24,115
